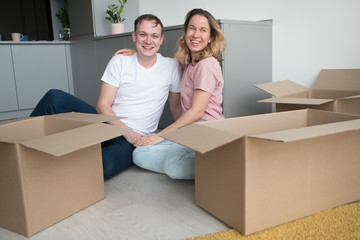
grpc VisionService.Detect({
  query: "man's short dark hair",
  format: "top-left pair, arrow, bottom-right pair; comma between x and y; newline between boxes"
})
134,14 -> 164,34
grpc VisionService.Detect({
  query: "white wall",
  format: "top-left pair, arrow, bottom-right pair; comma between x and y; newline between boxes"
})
138,0 -> 360,88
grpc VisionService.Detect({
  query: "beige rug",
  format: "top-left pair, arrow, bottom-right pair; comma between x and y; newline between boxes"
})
188,202 -> 360,240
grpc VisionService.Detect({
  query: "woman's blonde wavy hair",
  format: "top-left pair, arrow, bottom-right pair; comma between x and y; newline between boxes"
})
174,8 -> 226,64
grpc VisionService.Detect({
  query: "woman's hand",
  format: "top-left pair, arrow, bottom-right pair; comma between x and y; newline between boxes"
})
135,133 -> 164,147
113,48 -> 137,57
124,131 -> 143,145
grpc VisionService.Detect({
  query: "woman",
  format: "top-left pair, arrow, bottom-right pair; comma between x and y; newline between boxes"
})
129,8 -> 226,179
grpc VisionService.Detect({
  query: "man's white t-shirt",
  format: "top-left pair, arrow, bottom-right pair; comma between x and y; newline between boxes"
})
101,53 -> 181,135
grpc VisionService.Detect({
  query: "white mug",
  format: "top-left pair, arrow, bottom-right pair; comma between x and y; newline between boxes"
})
11,33 -> 24,41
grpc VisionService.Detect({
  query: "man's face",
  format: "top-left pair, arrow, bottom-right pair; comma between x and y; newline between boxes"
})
132,20 -> 164,58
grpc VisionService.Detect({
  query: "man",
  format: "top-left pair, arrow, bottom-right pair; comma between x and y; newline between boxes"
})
30,14 -> 182,179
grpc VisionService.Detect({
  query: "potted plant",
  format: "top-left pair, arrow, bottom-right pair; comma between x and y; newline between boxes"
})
105,0 -> 127,34
56,7 -> 71,40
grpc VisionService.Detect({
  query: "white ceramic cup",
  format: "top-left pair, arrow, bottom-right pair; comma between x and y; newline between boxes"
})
11,33 -> 24,41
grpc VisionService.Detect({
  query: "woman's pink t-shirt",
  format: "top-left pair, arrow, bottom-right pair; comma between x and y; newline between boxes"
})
181,57 -> 224,121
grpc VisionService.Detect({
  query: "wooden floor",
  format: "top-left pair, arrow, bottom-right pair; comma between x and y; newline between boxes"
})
0,166 -> 229,240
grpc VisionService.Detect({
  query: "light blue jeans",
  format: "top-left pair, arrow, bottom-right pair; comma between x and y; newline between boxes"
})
133,140 -> 195,179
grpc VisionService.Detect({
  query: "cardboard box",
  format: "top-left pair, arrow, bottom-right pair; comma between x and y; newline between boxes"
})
162,109 -> 360,235
0,112 -> 129,237
255,69 -> 360,115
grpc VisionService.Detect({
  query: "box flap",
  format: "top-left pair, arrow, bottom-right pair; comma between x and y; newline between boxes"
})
258,97 -> 334,105
0,137 -> 16,145
46,112 -> 124,123
0,117 -> 29,125
313,69 -> 360,91
21,123 -> 130,157
161,124 -> 244,154
0,117 -> 44,144
255,80 -> 309,97
249,119 -> 360,142
339,94 -> 360,100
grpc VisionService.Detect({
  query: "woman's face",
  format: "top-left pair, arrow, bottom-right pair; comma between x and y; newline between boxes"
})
185,15 -> 211,60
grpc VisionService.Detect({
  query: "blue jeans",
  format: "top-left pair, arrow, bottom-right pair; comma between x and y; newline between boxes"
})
133,140 -> 195,179
30,89 -> 134,180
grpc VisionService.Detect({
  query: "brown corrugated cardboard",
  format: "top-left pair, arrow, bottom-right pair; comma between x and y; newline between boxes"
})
255,69 -> 360,115
162,109 -> 360,235
0,112 -> 129,237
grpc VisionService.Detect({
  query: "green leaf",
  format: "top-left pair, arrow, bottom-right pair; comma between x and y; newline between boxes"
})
105,0 -> 127,23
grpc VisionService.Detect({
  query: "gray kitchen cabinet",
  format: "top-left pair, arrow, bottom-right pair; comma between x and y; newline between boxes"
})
0,45 -> 18,112
158,27 -> 185,127
0,42 -> 73,120
70,35 -> 98,106
220,20 -> 272,118
12,44 -> 72,110
163,27 -> 183,58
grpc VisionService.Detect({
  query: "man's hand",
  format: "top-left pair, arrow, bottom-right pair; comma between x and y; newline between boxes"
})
134,133 -> 164,147
123,131 -> 143,145
113,48 -> 137,57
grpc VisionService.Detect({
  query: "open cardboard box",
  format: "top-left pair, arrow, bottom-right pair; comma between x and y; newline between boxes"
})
162,109 -> 360,235
255,69 -> 360,115
0,112 -> 129,237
